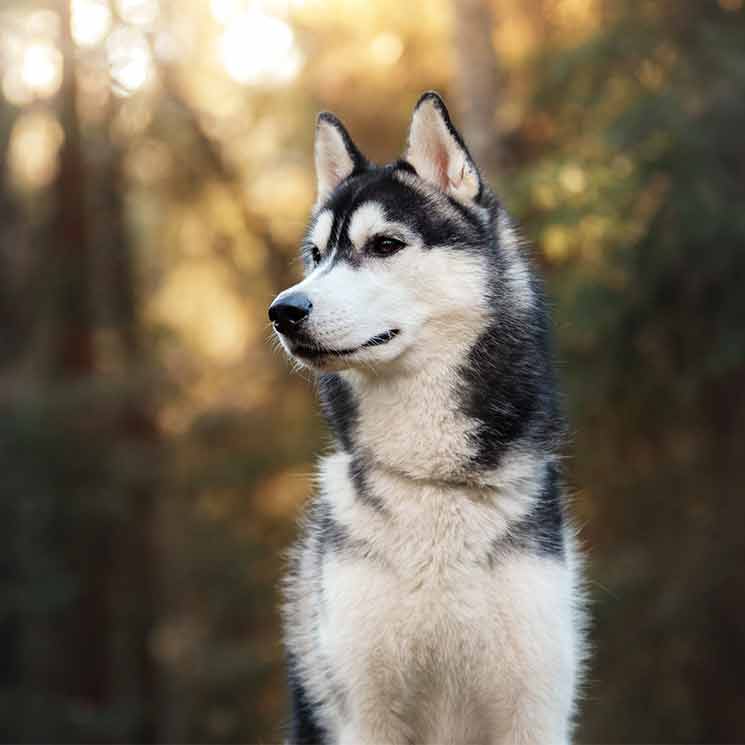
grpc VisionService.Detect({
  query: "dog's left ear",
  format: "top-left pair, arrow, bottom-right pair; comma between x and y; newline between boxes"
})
315,112 -> 367,204
404,91 -> 481,203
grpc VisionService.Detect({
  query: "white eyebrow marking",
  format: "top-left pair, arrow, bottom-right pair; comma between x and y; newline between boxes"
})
309,209 -> 334,251
347,202 -> 390,250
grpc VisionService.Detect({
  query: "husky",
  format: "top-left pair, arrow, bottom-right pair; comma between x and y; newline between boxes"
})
269,92 -> 586,745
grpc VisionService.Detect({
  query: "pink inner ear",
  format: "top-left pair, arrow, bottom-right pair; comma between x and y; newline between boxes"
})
452,162 -> 466,190
433,142 -> 450,190
321,151 -> 353,194
330,155 -> 346,181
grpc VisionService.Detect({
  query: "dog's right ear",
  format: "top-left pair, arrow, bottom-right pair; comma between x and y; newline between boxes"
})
314,113 -> 366,204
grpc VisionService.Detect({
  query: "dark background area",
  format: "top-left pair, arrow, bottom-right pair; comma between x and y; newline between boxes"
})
1,0 -> 744,742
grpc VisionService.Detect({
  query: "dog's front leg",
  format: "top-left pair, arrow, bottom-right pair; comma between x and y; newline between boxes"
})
494,699 -> 571,745
337,711 -> 412,745
334,667 -> 414,745
322,560 -> 416,745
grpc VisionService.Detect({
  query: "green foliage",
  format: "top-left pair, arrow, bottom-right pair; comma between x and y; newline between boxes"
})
512,2 -> 745,740
520,2 -> 745,414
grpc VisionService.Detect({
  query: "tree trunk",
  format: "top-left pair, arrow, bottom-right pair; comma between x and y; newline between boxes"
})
452,0 -> 501,186
100,141 -> 162,744
52,0 -> 94,377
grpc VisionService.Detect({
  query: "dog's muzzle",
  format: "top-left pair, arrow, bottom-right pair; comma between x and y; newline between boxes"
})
269,291 -> 313,337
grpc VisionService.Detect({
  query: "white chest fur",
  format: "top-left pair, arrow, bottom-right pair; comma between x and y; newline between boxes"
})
284,452 -> 584,745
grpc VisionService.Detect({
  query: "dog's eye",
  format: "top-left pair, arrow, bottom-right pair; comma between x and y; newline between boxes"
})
369,235 -> 405,257
310,245 -> 321,265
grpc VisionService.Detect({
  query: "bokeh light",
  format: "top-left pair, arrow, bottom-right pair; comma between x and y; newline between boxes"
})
218,8 -> 302,85
1,7 -> 62,104
211,0 -> 244,25
72,0 -> 112,47
369,31 -> 404,66
107,25 -> 153,94
8,110 -> 65,190
21,42 -> 63,98
115,0 -> 160,29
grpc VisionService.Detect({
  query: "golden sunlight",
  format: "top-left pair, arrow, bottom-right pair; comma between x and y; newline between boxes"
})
115,0 -> 160,29
211,0 -> 307,23
107,26 -> 153,94
21,41 -> 63,98
1,9 -> 62,104
150,261 -> 251,365
8,110 -> 65,191
72,0 -> 112,47
369,32 -> 403,66
218,7 -> 302,85
560,163 -> 587,194
210,0 -> 243,24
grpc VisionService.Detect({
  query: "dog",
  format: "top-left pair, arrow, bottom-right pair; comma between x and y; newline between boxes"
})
269,92 -> 587,745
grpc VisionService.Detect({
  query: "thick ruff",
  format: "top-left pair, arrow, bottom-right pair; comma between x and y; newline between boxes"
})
271,92 -> 587,745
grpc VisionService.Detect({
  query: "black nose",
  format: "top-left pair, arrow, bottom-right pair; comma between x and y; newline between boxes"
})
269,292 -> 313,336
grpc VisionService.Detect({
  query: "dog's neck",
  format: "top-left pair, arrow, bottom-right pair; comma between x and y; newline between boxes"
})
320,317 -> 560,491
320,340 -> 498,487
345,352 -> 475,483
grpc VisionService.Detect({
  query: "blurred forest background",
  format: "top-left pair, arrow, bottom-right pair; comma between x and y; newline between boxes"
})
1,0 -> 744,742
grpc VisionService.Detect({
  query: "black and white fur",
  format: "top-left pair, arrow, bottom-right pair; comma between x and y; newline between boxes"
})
270,92 -> 586,745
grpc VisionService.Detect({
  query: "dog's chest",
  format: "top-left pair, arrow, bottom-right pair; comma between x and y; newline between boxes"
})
315,457 -> 552,730
293,455 -> 577,743
321,451 -> 517,584
316,527 -> 569,743
319,543 -> 509,729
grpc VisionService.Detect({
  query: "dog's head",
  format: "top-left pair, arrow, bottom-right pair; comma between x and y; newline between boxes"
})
269,92 -> 506,373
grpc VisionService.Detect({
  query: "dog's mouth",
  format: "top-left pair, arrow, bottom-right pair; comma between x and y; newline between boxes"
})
290,329 -> 400,360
